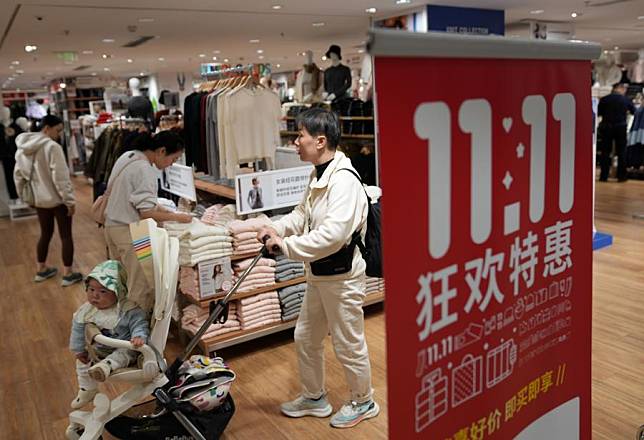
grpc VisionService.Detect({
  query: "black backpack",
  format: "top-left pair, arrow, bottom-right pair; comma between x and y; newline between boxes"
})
339,169 -> 383,278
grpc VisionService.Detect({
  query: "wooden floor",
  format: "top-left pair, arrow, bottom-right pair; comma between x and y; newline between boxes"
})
0,175 -> 642,439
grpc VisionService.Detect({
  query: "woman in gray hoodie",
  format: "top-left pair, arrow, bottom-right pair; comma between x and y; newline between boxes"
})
14,115 -> 82,286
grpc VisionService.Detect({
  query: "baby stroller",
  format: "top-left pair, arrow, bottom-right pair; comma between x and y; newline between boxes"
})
66,219 -> 267,439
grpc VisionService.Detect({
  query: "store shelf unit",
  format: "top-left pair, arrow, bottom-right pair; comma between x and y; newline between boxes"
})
195,290 -> 385,353
194,179 -> 236,199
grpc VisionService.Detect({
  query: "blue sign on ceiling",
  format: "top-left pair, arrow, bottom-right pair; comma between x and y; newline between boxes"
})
427,5 -> 505,36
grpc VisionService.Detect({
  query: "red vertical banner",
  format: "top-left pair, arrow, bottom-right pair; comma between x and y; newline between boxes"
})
374,36 -> 597,439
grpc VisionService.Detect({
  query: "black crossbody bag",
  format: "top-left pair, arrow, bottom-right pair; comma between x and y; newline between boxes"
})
310,230 -> 361,276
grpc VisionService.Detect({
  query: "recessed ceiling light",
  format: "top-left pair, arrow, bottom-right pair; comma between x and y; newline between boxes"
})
158,57 -> 165,61
358,49 -> 365,53
127,58 -> 133,63
213,50 -> 221,54
82,50 -> 93,55
571,12 -> 578,18
102,38 -> 115,43
276,63 -> 281,68
257,49 -> 264,54
138,17 -> 155,23
24,44 -> 37,53
199,54 -> 206,58
91,72 -> 97,76
11,61 -> 20,65
59,82 -> 66,89
272,5 -> 282,9
140,72 -> 145,76
396,0 -> 411,4
104,67 -> 110,71
15,69 -> 24,74
312,22 -> 325,27
366,7 -> 377,14
258,55 -> 265,60
614,46 -> 620,50
212,56 -> 218,61
249,39 -> 260,44
322,55 -> 327,60
530,9 -> 544,14
299,51 -> 306,56
101,54 -> 109,59
224,58 -> 229,62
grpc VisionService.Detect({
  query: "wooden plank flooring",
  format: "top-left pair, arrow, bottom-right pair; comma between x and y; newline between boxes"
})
0,175 -> 642,439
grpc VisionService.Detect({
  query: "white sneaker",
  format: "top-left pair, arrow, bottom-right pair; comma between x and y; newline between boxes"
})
330,400 -> 380,428
280,395 -> 333,418
70,388 -> 97,409
88,361 -> 111,382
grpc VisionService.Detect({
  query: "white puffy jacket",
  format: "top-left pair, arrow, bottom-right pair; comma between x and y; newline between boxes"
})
272,150 -> 368,281
13,132 -> 75,208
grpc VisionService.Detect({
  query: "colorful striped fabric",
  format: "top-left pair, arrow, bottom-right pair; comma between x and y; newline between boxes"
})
133,236 -> 152,261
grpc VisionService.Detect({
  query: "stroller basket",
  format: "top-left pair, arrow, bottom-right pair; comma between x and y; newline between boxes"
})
105,394 -> 235,440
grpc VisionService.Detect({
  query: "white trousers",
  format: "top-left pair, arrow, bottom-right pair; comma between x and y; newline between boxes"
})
295,275 -> 373,403
75,348 -> 137,390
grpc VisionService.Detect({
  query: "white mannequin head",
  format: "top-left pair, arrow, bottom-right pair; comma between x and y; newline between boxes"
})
305,50 -> 313,65
128,77 -> 142,96
330,52 -> 341,67
16,116 -> 30,131
0,106 -> 10,126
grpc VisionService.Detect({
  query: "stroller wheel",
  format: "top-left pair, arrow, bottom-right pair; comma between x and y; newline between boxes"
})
637,424 -> 644,440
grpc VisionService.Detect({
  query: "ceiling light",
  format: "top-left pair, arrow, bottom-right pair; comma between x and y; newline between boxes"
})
258,55 -> 265,60
212,56 -> 218,61
60,82 -> 66,89
638,15 -> 644,20
257,49 -> 264,54
24,44 -> 37,53
91,72 -> 97,76
104,67 -> 110,71
138,17 -> 155,23
571,12 -> 578,18
276,63 -> 281,68
249,39 -> 260,44
9,66 -> 14,70
102,38 -> 115,43
101,54 -> 109,59
127,58 -> 134,63
322,55 -> 327,61
224,58 -> 229,62
272,5 -> 282,9
199,54 -> 206,58
140,72 -> 145,76
396,0 -> 411,3
158,57 -> 165,61
15,69 -> 24,74
299,51 -> 306,56
530,9 -> 544,14
358,49 -> 365,53
213,50 -> 221,54
11,61 -> 20,65
82,50 -> 93,55
312,22 -> 325,27
614,46 -> 620,50
366,7 -> 377,14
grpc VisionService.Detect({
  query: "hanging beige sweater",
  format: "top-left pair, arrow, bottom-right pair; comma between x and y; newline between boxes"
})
14,132 -> 75,208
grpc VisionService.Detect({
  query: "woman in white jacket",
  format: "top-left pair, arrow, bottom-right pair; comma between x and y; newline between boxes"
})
258,108 -> 378,429
14,115 -> 82,286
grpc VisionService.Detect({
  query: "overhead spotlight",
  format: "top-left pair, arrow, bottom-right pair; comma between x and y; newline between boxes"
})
158,57 -> 165,61
249,39 -> 260,44
272,5 -> 282,9
91,72 -> 97,76
82,50 -> 93,55
530,9 -> 544,14
322,55 -> 327,61
127,58 -> 133,63
258,55 -> 265,60
199,54 -> 206,58
614,46 -> 620,50
60,82 -> 67,88
101,54 -> 109,59
257,49 -> 264,54
276,63 -> 281,68
396,0 -> 411,3
15,69 -> 24,74
104,67 -> 110,71
571,12 -> 578,18
24,44 -> 37,53
138,17 -> 155,23
140,72 -> 145,76
11,60 -> 20,65
358,49 -> 365,53
312,22 -> 325,27
212,56 -> 218,61
102,38 -> 115,43
224,58 -> 229,62
365,7 -> 377,13
213,50 -> 221,54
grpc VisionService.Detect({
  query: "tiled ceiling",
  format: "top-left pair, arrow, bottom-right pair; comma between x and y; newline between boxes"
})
1,0 -> 643,90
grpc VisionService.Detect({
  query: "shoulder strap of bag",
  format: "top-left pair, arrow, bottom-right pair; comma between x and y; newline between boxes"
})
104,155 -> 145,197
335,168 -> 370,252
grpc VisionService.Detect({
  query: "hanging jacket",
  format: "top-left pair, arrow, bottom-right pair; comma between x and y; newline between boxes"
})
14,131 -> 75,208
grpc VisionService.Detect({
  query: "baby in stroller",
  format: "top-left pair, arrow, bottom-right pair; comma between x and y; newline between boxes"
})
69,260 -> 149,409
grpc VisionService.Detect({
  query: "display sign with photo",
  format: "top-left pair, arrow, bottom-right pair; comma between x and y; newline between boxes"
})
235,166 -> 313,215
163,164 -> 197,201
198,257 -> 233,299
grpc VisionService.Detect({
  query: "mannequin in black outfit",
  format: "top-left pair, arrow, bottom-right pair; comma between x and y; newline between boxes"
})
323,45 -> 352,102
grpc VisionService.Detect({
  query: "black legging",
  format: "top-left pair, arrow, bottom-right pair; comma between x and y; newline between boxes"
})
36,205 -> 74,267
1,158 -> 18,199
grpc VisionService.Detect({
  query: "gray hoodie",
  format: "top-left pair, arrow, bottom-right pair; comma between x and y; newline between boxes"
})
13,132 -> 75,208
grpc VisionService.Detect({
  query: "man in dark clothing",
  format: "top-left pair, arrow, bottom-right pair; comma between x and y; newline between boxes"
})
598,83 -> 636,182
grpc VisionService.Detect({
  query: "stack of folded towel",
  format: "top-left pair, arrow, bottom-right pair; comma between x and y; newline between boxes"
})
366,276 -> 385,295
236,291 -> 282,330
274,255 -> 305,282
228,216 -> 272,258
163,220 -> 194,239
278,283 -> 306,321
177,221 -> 234,266
201,204 -> 237,228
181,304 -> 240,338
179,266 -> 200,301
232,257 -> 276,293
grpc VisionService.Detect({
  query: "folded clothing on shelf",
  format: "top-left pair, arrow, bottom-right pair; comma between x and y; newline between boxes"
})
173,220 -> 234,266
275,255 -> 305,282
278,282 -> 306,321
201,204 -> 237,228
232,257 -> 276,293
235,291 -> 282,330
228,216 -> 272,258
181,304 -> 240,339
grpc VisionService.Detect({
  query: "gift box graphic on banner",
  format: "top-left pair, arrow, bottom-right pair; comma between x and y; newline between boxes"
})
370,30 -> 600,439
